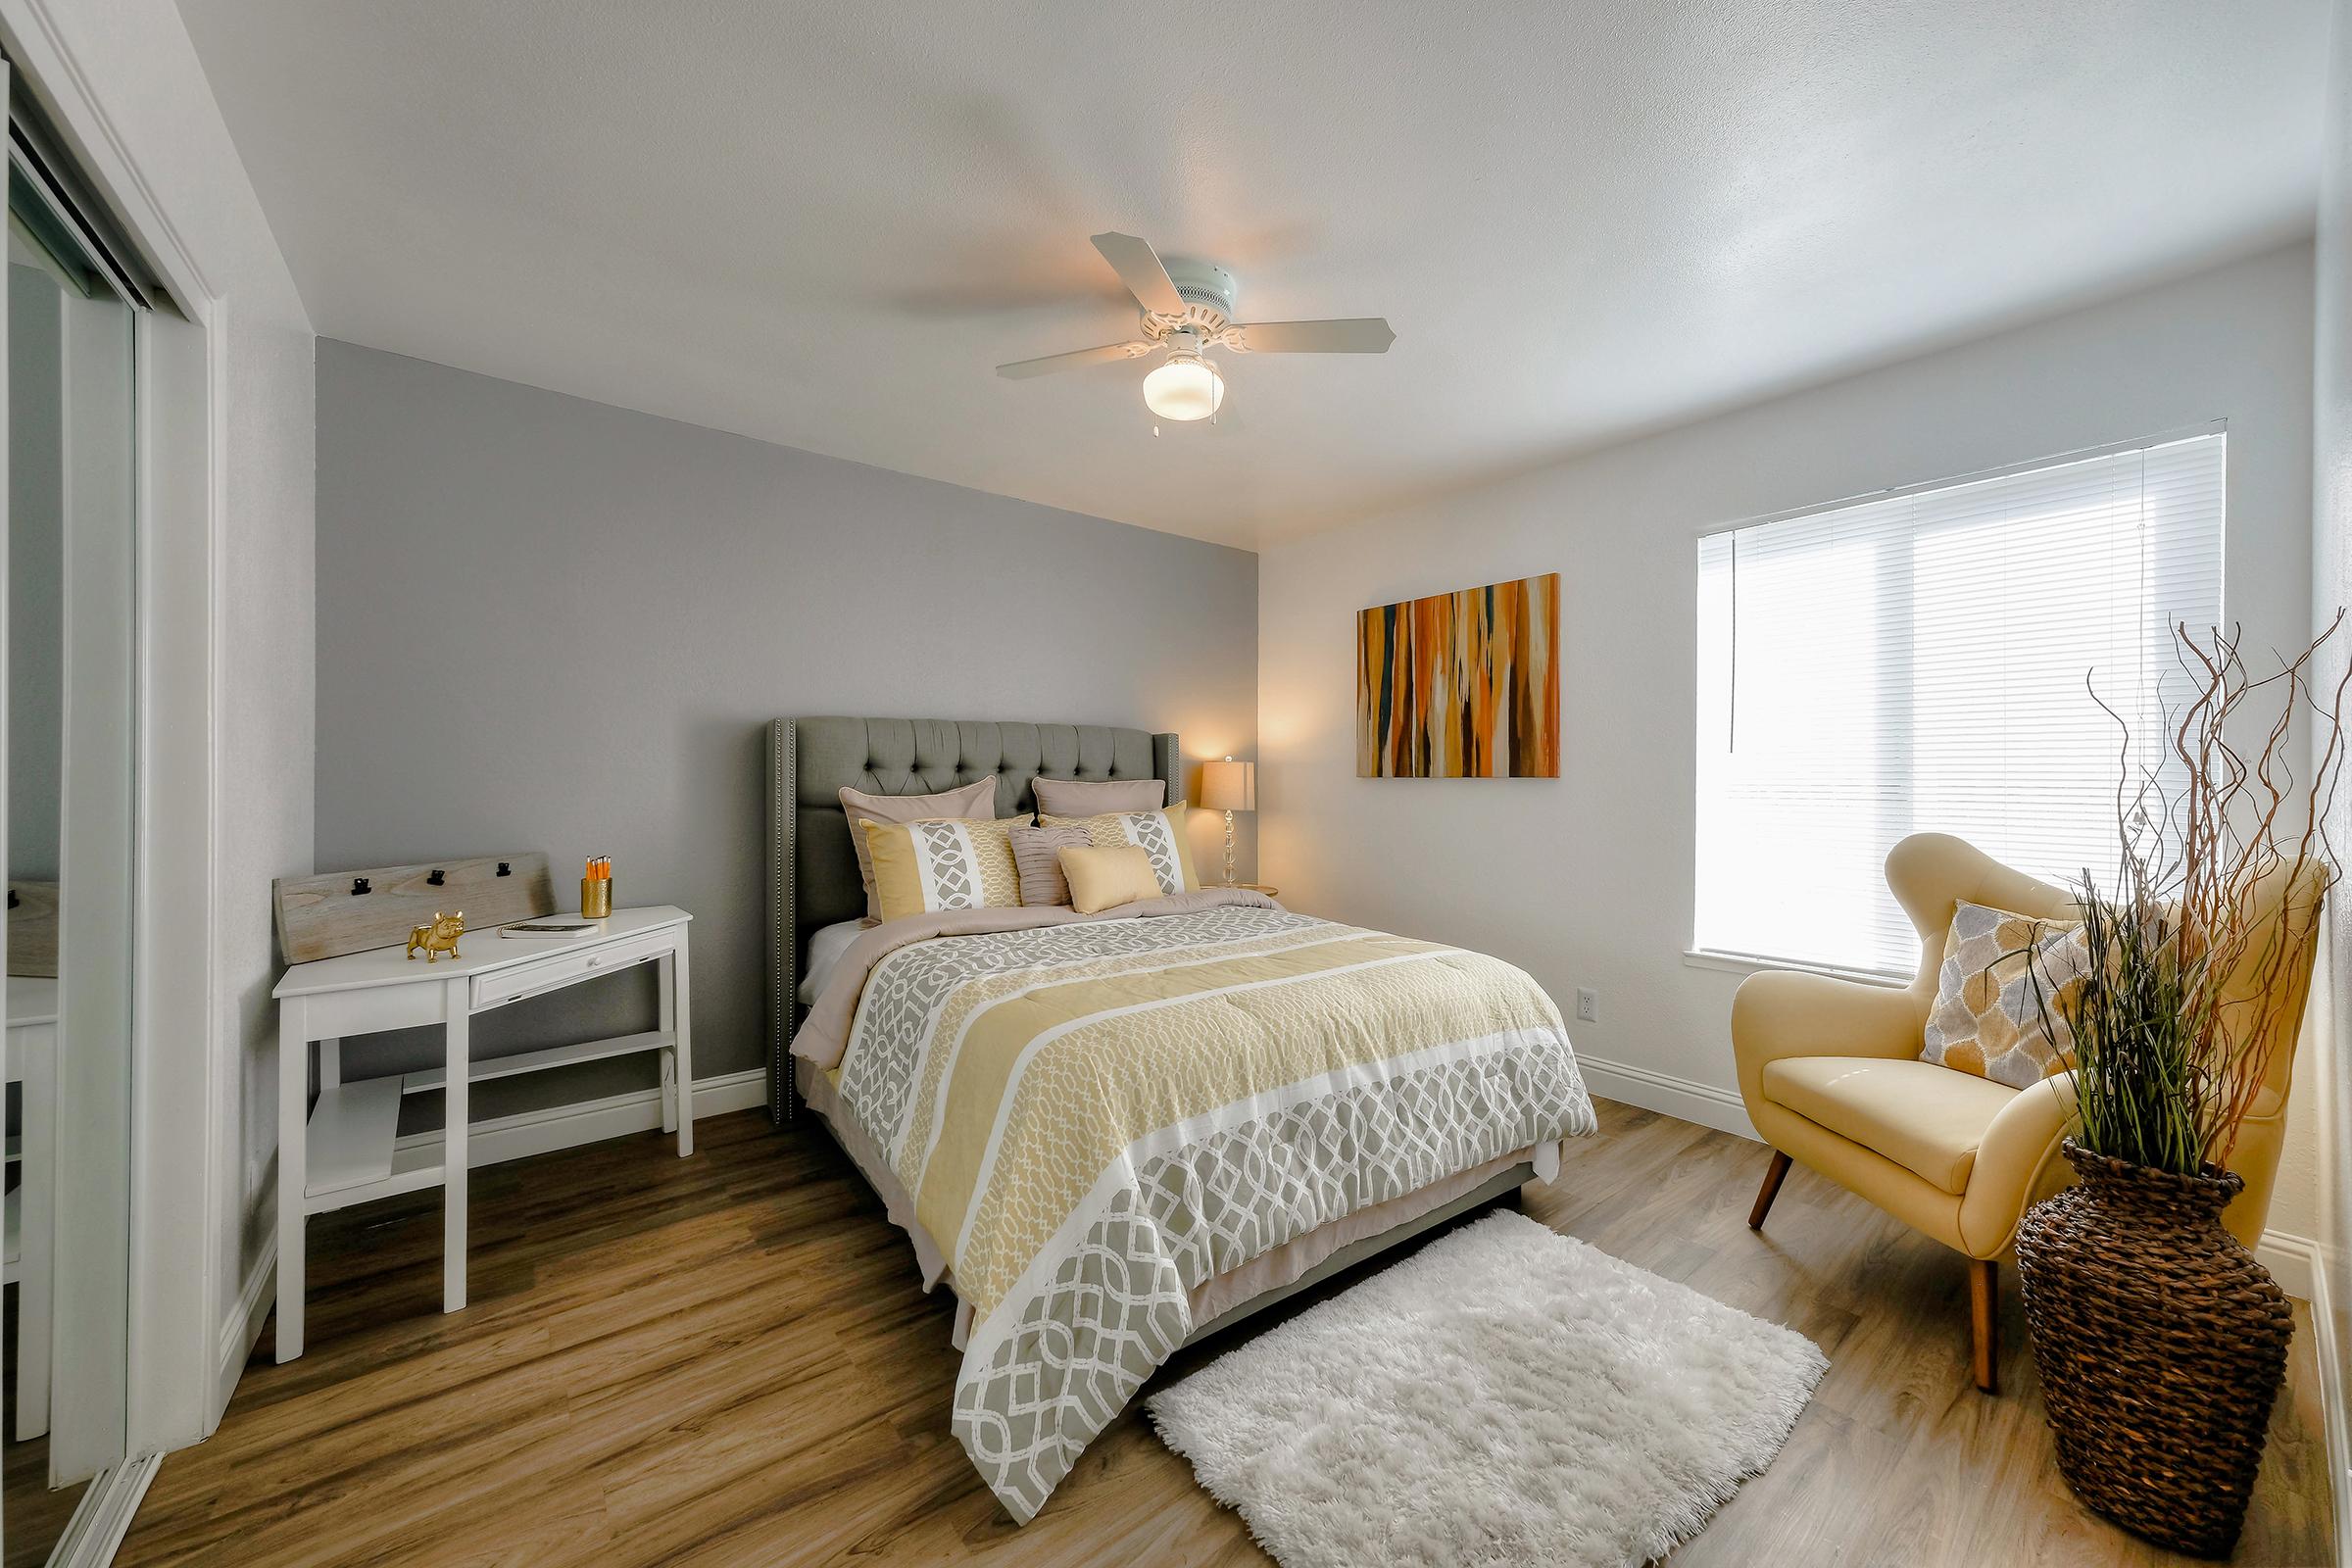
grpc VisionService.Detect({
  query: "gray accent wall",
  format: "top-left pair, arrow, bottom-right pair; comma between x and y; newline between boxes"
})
315,339 -> 1257,1109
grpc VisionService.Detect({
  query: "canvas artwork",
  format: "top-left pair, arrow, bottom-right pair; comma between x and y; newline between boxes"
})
1356,572 -> 1559,778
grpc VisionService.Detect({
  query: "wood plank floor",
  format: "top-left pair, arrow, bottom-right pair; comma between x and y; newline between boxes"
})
119,1100 -> 2335,1567
3,1282 -> 87,1568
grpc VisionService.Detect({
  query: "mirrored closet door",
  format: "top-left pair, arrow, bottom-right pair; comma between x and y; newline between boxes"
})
3,94 -> 140,1568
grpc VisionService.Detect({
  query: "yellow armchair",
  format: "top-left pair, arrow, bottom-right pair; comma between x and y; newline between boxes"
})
1734,832 -> 2309,1394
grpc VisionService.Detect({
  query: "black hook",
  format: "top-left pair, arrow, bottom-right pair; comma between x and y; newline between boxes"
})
352,877 -> 371,896
427,868 -> 446,887
496,861 -> 512,877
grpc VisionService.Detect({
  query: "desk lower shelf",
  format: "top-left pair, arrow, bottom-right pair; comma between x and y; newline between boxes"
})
305,1029 -> 678,1215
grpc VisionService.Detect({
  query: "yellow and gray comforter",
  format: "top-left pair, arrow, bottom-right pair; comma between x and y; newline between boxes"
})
807,893 -> 1593,1520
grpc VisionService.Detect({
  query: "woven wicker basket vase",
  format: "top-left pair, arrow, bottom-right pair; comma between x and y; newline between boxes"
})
2014,1141 -> 2292,1557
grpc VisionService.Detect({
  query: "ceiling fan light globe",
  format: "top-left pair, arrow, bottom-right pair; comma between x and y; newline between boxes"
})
1143,354 -> 1224,421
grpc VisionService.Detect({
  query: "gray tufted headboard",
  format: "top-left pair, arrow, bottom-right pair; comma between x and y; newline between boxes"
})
766,716 -> 1179,1122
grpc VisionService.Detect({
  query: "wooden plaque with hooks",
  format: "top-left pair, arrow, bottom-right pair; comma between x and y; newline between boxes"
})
271,852 -> 555,965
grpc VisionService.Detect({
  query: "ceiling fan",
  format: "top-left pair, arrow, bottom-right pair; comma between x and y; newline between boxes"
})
995,232 -> 1395,424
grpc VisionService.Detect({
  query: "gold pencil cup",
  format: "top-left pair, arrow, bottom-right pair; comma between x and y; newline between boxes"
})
581,877 -> 612,919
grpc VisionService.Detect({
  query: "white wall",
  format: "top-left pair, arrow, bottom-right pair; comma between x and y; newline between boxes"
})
2308,0 -> 2352,1544
1260,242 -> 2323,1239
0,0 -> 316,1445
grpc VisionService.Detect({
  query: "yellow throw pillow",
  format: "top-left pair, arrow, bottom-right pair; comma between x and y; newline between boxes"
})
1038,802 -> 1200,896
1921,902 -> 2092,1088
861,816 -> 1024,922
1059,845 -> 1163,914
840,777 -> 999,923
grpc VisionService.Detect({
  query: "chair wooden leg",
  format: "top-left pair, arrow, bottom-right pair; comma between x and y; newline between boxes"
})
1747,1150 -> 1793,1230
1969,1256 -> 1999,1394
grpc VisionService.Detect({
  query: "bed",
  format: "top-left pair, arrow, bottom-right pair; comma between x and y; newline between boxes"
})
768,715 -> 1595,1521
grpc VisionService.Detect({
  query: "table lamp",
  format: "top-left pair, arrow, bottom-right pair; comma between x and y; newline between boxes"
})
1200,757 -> 1256,888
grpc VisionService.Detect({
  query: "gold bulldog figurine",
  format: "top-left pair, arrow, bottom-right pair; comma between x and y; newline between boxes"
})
407,910 -> 466,962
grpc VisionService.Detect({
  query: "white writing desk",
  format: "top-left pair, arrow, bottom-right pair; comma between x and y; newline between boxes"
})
271,906 -> 692,1360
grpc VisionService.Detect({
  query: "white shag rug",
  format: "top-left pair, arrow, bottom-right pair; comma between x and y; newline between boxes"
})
1145,1210 -> 1827,1568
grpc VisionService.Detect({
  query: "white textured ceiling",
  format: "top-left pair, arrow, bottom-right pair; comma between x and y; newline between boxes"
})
178,0 -> 2329,549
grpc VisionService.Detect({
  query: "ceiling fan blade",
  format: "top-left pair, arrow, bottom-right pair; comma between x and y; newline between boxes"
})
1230,318 -> 1396,354
1090,232 -> 1187,317
995,341 -> 1154,379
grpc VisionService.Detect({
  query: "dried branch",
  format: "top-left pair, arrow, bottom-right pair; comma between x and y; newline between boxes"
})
2057,613 -> 2345,1171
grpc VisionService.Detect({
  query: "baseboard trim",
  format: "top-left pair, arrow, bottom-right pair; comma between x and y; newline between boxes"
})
2255,1228 -> 2320,1304
48,1448 -> 160,1568
1575,1054 -> 1758,1141
2307,1250 -> 2350,1568
211,1240 -> 276,1431
210,1069 -> 768,1433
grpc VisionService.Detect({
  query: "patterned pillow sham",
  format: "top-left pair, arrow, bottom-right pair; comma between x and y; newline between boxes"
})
1921,901 -> 2093,1089
1008,823 -> 1091,907
1038,803 -> 1200,897
840,777 -> 999,923
860,815 -> 1025,921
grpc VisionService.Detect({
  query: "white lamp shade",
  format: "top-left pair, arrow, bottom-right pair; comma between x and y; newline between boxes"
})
1200,759 -> 1256,811
1143,354 -> 1224,421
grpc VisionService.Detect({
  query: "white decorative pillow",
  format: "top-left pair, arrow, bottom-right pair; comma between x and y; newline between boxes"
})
1921,902 -> 2093,1089
1039,803 -> 1200,897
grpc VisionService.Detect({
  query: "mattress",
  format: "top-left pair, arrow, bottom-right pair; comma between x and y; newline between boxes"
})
795,918 -> 866,1005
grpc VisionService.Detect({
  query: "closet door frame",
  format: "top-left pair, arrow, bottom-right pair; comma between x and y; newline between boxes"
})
0,0 -> 226,1485
36,210 -> 139,1492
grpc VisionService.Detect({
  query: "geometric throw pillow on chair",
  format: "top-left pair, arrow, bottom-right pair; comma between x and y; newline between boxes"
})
1920,901 -> 2093,1089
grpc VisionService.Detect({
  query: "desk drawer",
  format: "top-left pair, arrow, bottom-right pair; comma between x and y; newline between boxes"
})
471,928 -> 674,1012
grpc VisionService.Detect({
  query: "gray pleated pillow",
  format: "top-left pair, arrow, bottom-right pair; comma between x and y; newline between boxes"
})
1008,823 -> 1092,907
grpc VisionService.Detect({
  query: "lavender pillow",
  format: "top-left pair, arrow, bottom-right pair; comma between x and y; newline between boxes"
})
1029,776 -> 1165,817
1008,823 -> 1092,907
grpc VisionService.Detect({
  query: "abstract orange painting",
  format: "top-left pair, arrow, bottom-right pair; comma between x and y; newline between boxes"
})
1356,573 -> 1558,778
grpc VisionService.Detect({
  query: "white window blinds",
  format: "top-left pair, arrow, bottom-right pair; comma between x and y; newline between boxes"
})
1693,432 -> 2226,976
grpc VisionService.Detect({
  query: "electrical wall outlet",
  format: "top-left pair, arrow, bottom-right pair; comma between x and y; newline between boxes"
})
1575,987 -> 1598,1023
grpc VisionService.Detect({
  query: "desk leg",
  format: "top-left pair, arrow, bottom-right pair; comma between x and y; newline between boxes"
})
671,933 -> 694,1157
443,977 -> 468,1313
275,997 -> 308,1362
658,953 -> 678,1136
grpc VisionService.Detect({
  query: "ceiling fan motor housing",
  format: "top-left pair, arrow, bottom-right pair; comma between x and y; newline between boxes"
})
995,232 -> 1393,384
1147,258 -> 1239,341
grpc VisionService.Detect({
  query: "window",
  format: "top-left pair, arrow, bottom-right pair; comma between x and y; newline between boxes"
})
1692,432 -> 2226,976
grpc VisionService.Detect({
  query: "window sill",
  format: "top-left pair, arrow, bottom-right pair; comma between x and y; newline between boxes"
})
1682,949 -> 1910,989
